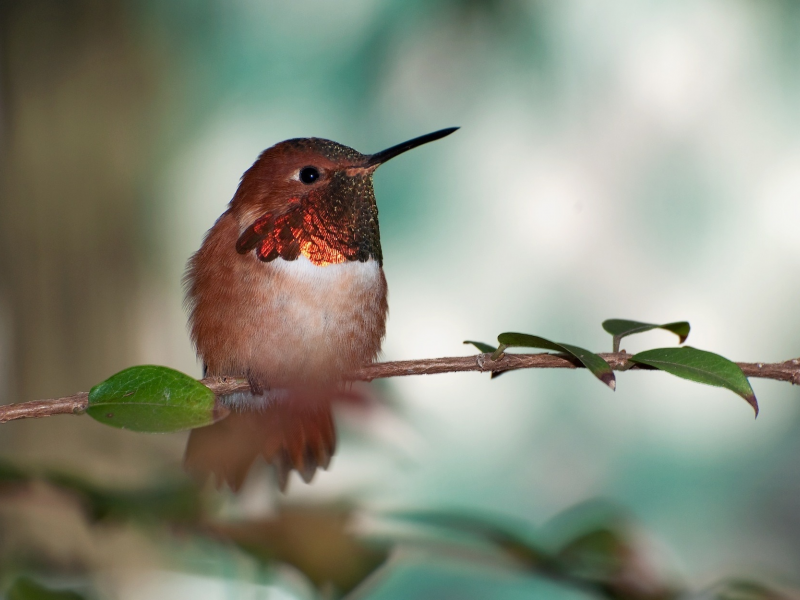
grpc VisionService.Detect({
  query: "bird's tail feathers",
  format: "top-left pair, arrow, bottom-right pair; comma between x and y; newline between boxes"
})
184,389 -> 337,492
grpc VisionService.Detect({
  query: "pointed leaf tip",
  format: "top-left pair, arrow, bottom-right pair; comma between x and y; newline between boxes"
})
747,395 -> 759,419
496,332 -> 615,390
463,340 -> 498,354
630,347 -> 758,415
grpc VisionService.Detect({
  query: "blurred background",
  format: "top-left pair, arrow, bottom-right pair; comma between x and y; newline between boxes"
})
1,0 -> 800,598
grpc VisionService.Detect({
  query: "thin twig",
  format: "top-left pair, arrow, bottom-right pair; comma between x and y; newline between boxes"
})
1,353 -> 799,424
0,392 -> 89,422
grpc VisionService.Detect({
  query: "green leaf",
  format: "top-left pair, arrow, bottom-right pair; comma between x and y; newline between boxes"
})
387,510 -> 548,568
602,319 -> 690,353
87,365 -> 229,433
7,577 -> 85,600
463,340 -> 498,353
0,459 -> 29,484
220,507 -> 389,593
557,526 -> 630,580
496,333 -> 615,390
630,347 -> 758,416
44,471 -> 202,524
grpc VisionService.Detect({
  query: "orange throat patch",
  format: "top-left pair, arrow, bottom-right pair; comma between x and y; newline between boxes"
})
236,175 -> 383,266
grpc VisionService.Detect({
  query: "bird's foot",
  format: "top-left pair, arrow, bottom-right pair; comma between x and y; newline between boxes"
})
247,375 -> 265,396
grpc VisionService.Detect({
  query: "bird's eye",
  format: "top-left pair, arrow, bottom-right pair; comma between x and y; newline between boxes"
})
299,167 -> 320,184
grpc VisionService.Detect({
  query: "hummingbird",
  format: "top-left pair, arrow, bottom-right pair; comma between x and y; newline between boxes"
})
183,127 -> 458,490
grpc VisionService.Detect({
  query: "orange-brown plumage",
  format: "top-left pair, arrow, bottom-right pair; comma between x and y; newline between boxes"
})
183,129 -> 457,489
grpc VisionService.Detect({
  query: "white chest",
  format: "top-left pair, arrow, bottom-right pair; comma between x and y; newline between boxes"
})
259,256 -> 382,326
243,256 -> 387,383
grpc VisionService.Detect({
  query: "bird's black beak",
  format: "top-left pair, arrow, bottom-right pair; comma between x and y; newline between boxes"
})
364,127 -> 459,168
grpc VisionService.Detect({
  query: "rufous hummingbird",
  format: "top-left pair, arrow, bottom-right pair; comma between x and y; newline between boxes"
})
183,127 -> 458,490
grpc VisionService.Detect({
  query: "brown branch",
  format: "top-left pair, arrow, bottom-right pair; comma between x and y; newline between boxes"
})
2,353 -> 799,424
0,392 -> 89,422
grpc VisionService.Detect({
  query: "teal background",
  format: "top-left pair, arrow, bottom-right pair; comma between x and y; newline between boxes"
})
1,1 -> 800,597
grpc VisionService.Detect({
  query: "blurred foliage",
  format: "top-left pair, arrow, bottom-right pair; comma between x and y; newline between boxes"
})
0,458 -> 202,525
212,507 -> 389,594
2,456 -> 796,599
6,577 -> 85,600
708,579 -> 797,600
387,503 -> 677,600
